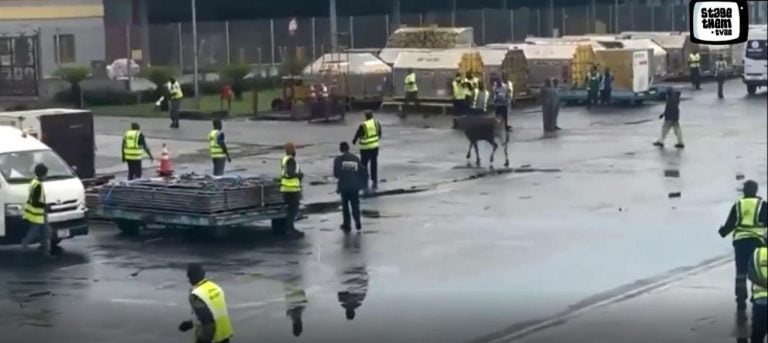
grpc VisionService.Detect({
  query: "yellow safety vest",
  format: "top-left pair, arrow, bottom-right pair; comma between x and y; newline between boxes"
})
280,155 -> 301,193
191,279 -> 234,343
208,130 -> 225,159
688,53 -> 701,68
168,81 -> 184,100
359,119 -> 379,150
734,198 -> 767,242
123,130 -> 144,161
469,77 -> 479,89
753,247 -> 768,300
452,79 -> 465,100
23,178 -> 45,225
405,73 -> 418,92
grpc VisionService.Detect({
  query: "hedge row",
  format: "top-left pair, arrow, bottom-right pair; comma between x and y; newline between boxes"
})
55,77 -> 280,106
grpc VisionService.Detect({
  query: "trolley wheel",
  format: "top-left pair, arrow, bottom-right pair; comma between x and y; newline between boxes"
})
747,85 -> 757,95
115,219 -> 142,236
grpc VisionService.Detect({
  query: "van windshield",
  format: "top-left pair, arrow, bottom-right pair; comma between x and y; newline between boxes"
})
0,150 -> 76,184
746,39 -> 767,60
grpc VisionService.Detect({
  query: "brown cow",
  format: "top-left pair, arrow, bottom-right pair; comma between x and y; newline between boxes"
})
456,115 -> 509,168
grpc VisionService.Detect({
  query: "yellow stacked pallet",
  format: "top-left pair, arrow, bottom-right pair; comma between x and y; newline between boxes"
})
500,49 -> 530,98
458,52 -> 485,80
571,44 -> 597,88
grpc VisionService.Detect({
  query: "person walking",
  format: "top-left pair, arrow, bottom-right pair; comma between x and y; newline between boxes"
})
585,66 -> 601,109
279,143 -> 304,238
451,73 -> 466,129
540,79 -> 554,134
20,163 -> 52,256
122,122 -> 153,180
401,69 -> 418,118
352,111 -> 381,192
551,78 -> 562,131
334,142 -> 364,232
715,54 -> 729,99
493,81 -> 510,131
748,242 -> 767,343
719,180 -> 767,311
600,67 -> 614,105
166,77 -> 184,128
178,264 -> 234,343
653,90 -> 684,149
688,49 -> 702,90
208,119 -> 231,176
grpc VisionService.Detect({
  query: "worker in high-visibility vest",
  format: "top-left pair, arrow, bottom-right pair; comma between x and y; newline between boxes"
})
352,111 -> 381,192
208,119 -> 231,176
122,122 -> 153,180
166,77 -> 184,128
748,244 -> 767,342
178,263 -> 234,343
280,142 -> 304,238
471,82 -> 489,115
451,73 -> 467,124
20,163 -> 53,255
719,179 -> 768,310
688,50 -> 702,90
401,69 -> 419,118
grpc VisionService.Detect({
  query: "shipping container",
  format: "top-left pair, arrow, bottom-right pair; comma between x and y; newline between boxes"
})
595,49 -> 651,93
0,109 -> 95,179
378,48 -> 433,65
620,32 -> 694,78
391,50 -> 483,100
302,53 -> 392,104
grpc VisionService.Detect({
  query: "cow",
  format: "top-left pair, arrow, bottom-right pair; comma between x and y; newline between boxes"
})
456,115 -> 509,169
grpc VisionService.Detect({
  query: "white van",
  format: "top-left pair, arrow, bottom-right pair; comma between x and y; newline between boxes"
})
0,126 -> 88,247
744,26 -> 768,94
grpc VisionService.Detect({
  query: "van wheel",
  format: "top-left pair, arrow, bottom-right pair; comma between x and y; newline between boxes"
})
747,85 -> 757,95
115,220 -> 142,236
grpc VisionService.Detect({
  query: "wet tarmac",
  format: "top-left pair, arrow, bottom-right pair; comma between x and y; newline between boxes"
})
1,80 -> 766,342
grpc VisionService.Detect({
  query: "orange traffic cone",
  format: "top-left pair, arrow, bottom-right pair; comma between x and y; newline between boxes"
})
157,143 -> 174,177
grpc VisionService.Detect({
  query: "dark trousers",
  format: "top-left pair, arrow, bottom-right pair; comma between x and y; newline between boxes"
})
495,105 -> 509,128
690,67 -> 701,90
127,160 -> 142,180
586,89 -> 598,108
169,99 -> 181,128
600,88 -> 612,104
717,76 -> 725,98
752,303 -> 767,343
283,192 -> 301,232
734,239 -> 763,304
340,191 -> 361,229
360,148 -> 378,188
402,91 -> 419,117
212,158 -> 226,176
453,99 -> 465,116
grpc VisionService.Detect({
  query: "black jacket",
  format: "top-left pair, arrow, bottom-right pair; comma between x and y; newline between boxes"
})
660,93 -> 680,122
334,152 -> 364,193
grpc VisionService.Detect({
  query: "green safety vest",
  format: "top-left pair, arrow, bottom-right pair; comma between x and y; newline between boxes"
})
734,198 -> 767,242
753,247 -> 768,300
359,119 -> 379,150
280,155 -> 301,193
405,73 -> 418,92
168,81 -> 184,100
208,130 -> 225,159
191,280 -> 234,343
23,178 -> 45,225
688,53 -> 701,68
452,79 -> 465,100
123,130 -> 144,161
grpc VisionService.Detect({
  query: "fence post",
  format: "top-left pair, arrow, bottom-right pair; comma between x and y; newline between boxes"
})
537,9 -> 542,36
629,3 -> 634,31
191,0 -> 199,109
609,5 -> 613,33
270,19 -> 275,70
177,23 -> 183,69
330,0 -> 338,52
311,17 -> 316,61
509,9 -> 514,42
481,9 -> 486,44
549,0 -> 555,37
451,0 -> 456,26
671,5 -> 675,31
562,7 -> 566,36
385,14 -> 390,38
350,16 -> 354,48
225,21 -> 231,65
650,4 -> 655,31
124,26 -> 131,90
586,6 -> 590,34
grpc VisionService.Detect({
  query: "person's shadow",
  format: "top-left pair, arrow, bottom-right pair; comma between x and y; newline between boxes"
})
283,275 -> 308,337
336,234 -> 369,321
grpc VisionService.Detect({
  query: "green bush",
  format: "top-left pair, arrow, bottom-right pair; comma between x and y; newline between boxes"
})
53,65 -> 91,85
56,88 -> 139,106
140,66 -> 178,88
280,58 -> 308,77
220,64 -> 252,99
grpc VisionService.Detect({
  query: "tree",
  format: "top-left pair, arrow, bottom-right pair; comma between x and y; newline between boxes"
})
53,65 -> 91,108
220,64 -> 252,100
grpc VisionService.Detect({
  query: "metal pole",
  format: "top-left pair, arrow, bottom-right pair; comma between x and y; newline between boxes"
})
591,0 -> 596,33
191,0 -> 199,109
330,0 -> 338,52
629,3 -> 634,31
614,0 -> 619,33
650,4 -> 655,31
481,9 -> 486,44
225,21 -> 231,65
419,13 -> 423,26
671,4 -> 675,31
177,23 -> 183,69
125,25 -> 131,90
350,16 -> 354,48
586,6 -> 590,34
269,19 -> 275,68
549,0 -> 555,37
562,7 -> 567,36
451,0 -> 456,26
55,28 -> 61,67
385,14 -> 390,38
608,5 -> 613,33
311,17 -> 316,61
509,9 -> 514,42
537,9 -> 542,36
